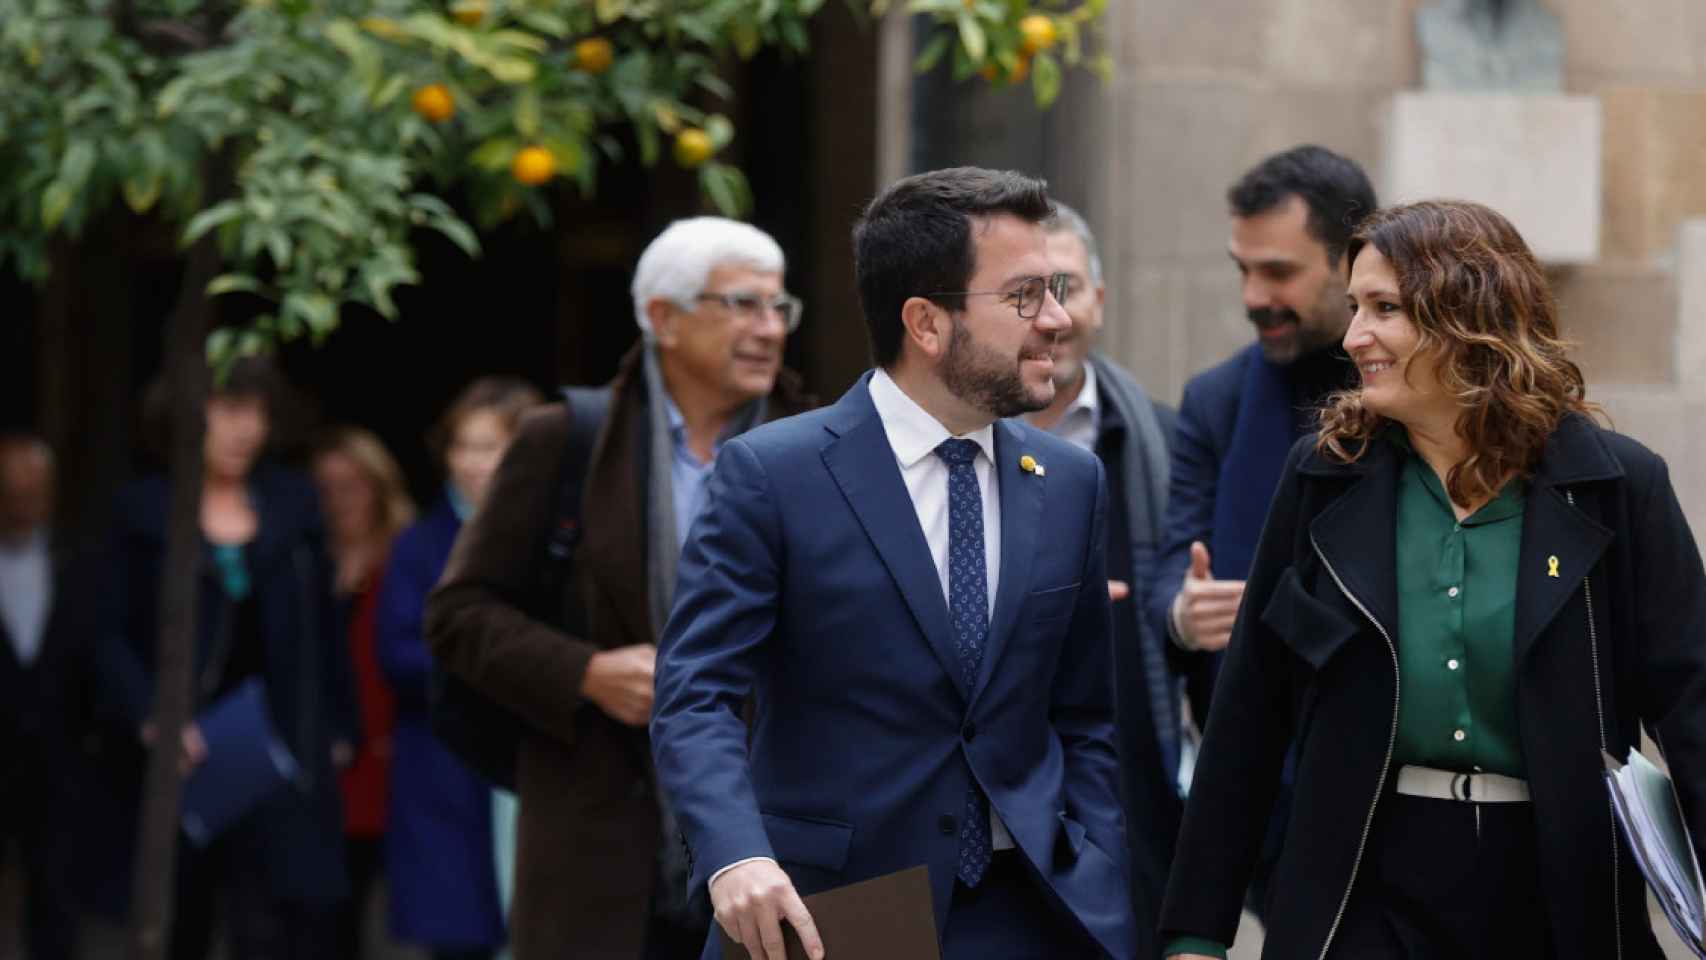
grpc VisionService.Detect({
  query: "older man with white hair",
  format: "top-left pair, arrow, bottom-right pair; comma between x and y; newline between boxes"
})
428,217 -> 814,960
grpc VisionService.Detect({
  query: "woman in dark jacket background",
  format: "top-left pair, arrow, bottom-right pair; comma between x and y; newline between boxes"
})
378,376 -> 541,960
1162,200 -> 1706,959
91,358 -> 358,960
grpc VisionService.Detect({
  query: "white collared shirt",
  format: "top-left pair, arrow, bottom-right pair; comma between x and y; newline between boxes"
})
0,529 -> 51,666
1031,361 -> 1100,453
866,367 -> 1001,619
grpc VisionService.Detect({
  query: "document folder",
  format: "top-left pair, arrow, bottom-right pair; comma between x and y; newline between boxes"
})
1605,748 -> 1706,958
181,678 -> 299,848
720,864 -> 940,960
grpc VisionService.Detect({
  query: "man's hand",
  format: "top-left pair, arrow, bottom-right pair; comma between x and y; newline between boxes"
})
710,860 -> 824,960
1172,541 -> 1245,652
580,643 -> 657,726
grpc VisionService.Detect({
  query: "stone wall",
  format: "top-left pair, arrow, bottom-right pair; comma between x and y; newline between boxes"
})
1085,0 -> 1706,528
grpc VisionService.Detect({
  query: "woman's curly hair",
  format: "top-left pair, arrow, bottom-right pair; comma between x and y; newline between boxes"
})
1316,199 -> 1598,507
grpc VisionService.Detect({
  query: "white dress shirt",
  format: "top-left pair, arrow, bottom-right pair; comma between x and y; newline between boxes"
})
1030,361 -> 1100,453
0,529 -> 51,666
709,370 -> 1017,892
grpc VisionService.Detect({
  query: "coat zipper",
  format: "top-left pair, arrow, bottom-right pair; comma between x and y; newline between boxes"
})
1310,534 -> 1401,960
1568,490 -> 1623,960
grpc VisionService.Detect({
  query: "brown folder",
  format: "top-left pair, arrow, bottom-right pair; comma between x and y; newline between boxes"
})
719,864 -> 941,960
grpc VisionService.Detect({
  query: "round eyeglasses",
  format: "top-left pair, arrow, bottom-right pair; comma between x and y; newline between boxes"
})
926,273 -> 1070,320
694,292 -> 804,332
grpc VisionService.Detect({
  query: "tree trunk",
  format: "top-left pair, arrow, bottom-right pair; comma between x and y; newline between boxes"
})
125,223 -> 223,960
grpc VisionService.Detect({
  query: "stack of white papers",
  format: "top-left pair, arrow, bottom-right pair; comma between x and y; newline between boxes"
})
1605,748 -> 1706,958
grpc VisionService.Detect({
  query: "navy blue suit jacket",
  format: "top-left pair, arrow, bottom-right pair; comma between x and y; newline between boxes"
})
651,374 -> 1134,959
1147,347 -> 1254,720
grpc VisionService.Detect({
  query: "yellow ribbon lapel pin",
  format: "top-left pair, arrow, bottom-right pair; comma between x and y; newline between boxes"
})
1019,454 -> 1044,477
1547,555 -> 1560,578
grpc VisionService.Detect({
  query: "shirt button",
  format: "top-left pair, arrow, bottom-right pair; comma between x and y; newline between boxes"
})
1453,729 -> 1467,742
938,814 -> 957,836
1447,659 -> 1460,671
1447,586 -> 1460,598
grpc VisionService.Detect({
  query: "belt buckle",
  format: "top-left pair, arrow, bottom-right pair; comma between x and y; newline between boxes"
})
1451,772 -> 1474,801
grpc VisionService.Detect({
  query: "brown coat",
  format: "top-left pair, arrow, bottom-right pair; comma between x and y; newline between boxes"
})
425,344 -> 814,959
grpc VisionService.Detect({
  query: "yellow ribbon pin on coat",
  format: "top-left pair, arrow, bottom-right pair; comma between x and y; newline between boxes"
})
1019,454 -> 1044,477
1547,555 -> 1560,578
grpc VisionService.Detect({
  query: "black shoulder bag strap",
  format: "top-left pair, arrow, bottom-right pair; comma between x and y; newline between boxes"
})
430,385 -> 611,790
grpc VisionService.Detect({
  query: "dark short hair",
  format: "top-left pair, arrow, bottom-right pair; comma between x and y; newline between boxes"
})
1227,145 -> 1377,266
853,167 -> 1055,368
139,354 -> 297,464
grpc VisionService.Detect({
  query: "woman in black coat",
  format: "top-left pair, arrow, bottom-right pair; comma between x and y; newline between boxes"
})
1162,200 -> 1706,959
91,359 -> 357,960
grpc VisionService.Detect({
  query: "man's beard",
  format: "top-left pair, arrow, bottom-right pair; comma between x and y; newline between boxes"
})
940,317 -> 1052,419
1249,305 -> 1337,365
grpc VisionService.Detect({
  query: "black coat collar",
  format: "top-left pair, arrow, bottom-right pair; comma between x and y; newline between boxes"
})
1300,413 -> 1620,660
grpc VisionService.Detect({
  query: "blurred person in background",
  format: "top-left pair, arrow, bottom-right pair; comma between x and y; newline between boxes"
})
427,217 -> 813,959
90,356 -> 358,960
0,432 -> 86,960
1022,202 -> 1180,959
311,426 -> 417,959
1147,145 -> 1375,918
378,377 -> 543,960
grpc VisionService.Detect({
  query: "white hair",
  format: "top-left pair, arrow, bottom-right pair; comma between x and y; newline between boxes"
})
630,216 -> 786,336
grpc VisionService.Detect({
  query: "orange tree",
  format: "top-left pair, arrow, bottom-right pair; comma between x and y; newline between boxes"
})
0,1 -> 1106,956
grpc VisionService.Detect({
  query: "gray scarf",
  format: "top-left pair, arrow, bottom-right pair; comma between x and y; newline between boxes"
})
641,345 -> 766,921
642,345 -> 767,636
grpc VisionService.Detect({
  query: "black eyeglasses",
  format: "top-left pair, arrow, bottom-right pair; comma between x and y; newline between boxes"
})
694,292 -> 804,332
926,273 -> 1070,320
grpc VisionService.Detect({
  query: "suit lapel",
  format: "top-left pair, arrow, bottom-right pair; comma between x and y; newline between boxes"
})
821,379 -> 967,701
972,420 -> 1043,706
1305,446 -> 1402,638
1514,481 -> 1613,663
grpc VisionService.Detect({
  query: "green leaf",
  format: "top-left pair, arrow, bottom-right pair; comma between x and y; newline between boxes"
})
182,201 -> 243,245
207,273 -> 262,297
1032,51 -> 1061,107
957,10 -> 986,63
799,0 -> 828,13
514,87 -> 541,138
469,137 -> 519,171
914,31 -> 951,72
704,114 -> 735,150
487,56 -> 537,84
41,183 -> 74,230
123,174 -> 163,214
157,74 -> 194,118
59,140 -> 96,191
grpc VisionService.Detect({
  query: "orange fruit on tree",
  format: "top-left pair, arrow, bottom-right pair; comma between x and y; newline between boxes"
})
574,37 -> 615,75
411,84 -> 455,123
451,0 -> 486,25
1009,54 -> 1031,85
1018,14 -> 1058,55
673,128 -> 714,168
512,145 -> 556,185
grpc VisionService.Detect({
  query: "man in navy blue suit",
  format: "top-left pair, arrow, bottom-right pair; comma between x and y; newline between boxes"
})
1145,146 -> 1373,918
651,167 -> 1134,960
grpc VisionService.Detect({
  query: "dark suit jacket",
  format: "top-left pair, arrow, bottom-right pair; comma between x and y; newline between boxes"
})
426,344 -> 813,960
650,374 -> 1135,959
0,533 -> 86,803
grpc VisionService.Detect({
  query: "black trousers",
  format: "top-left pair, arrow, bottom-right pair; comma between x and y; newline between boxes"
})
1330,792 -> 1549,960
0,756 -> 79,960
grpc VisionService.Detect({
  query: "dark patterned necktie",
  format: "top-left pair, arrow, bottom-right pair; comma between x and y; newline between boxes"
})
935,438 -> 991,887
